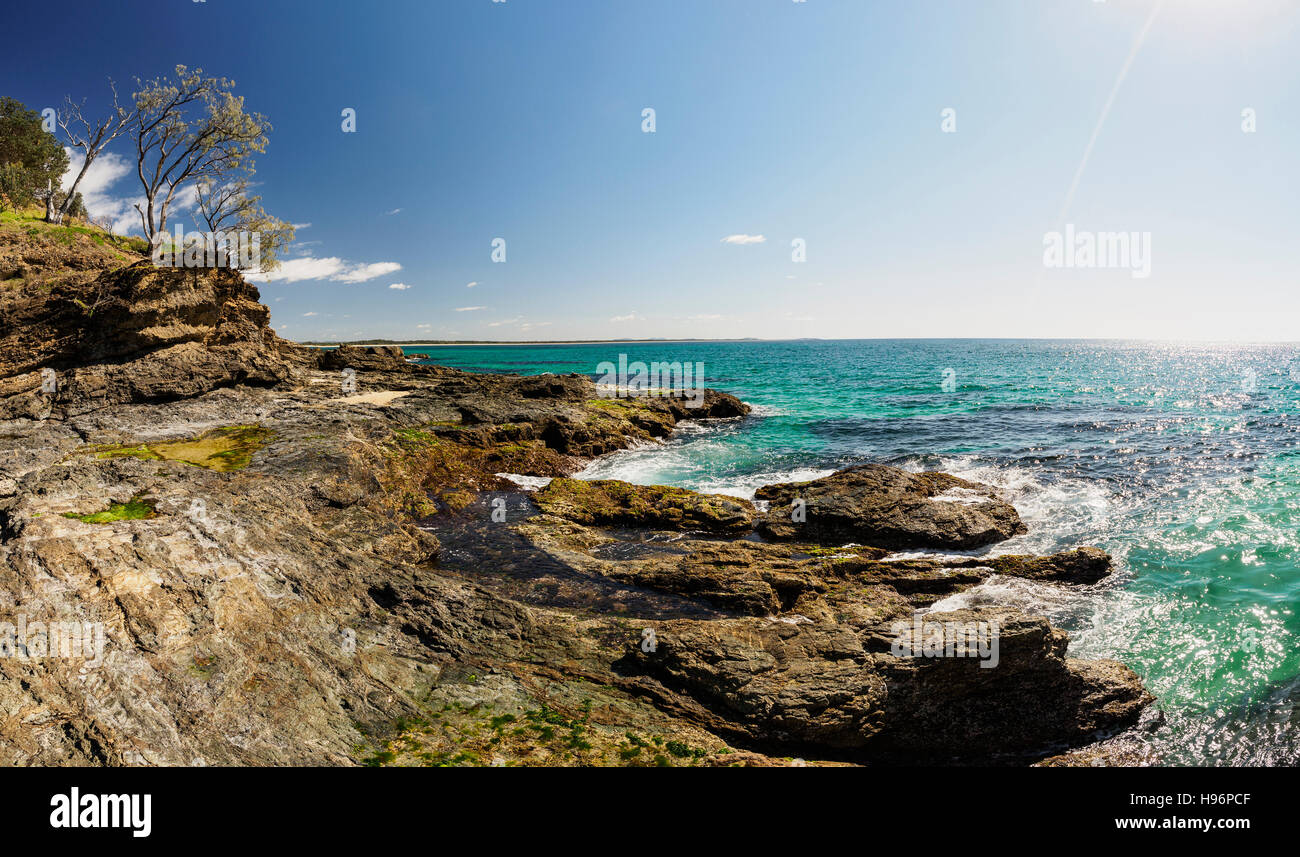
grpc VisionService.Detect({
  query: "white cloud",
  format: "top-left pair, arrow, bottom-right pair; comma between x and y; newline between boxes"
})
335,261 -> 402,283
688,314 -> 724,320
62,149 -> 128,196
60,150 -> 145,234
385,208 -> 402,216
292,222 -> 312,230
249,256 -> 346,283
303,311 -> 318,317
455,306 -> 486,312
721,234 -> 766,245
249,257 -> 403,284
388,283 -> 411,290
466,281 -> 478,288
487,316 -> 523,328
609,312 -> 640,322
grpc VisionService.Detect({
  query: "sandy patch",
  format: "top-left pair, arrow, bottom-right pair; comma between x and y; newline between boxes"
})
328,390 -> 411,406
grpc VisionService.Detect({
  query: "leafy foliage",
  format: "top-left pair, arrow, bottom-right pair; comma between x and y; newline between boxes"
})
0,97 -> 67,211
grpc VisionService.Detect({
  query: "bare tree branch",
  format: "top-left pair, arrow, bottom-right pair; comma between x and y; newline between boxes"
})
51,79 -> 137,224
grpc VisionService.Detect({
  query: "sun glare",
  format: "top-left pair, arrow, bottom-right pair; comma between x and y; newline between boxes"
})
1160,0 -> 1297,39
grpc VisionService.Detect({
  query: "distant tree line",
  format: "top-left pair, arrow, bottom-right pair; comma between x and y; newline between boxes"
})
0,66 -> 292,270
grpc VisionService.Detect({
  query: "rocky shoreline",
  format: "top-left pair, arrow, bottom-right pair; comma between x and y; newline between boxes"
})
0,223 -> 1155,765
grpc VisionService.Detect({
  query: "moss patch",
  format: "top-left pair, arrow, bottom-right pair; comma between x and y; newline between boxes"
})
582,397 -> 676,437
63,496 -> 157,524
392,427 -> 442,450
358,700 -> 713,768
794,544 -> 891,562
90,425 -> 275,472
586,398 -> 631,412
376,425 -> 569,519
437,489 -> 475,512
533,477 -> 756,534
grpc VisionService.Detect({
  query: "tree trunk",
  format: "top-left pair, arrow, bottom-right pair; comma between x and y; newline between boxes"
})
43,180 -> 58,223
57,154 -> 95,224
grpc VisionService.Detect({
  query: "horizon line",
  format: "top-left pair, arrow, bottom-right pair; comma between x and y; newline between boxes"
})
294,336 -> 1300,347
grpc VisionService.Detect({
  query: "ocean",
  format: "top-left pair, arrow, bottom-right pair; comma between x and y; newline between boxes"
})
413,338 -> 1300,765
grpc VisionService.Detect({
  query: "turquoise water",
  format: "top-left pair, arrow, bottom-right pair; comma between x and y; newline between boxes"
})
416,339 -> 1300,764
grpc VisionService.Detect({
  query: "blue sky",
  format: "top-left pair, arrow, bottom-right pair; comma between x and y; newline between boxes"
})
7,0 -> 1300,341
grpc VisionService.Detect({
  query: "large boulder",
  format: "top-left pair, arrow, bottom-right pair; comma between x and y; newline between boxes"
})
317,344 -> 408,371
755,463 -> 1026,549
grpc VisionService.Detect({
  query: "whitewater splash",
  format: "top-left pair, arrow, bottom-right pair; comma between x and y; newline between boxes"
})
496,473 -> 553,491
577,448 -> 835,500
573,401 -> 840,499
923,455 -> 1117,557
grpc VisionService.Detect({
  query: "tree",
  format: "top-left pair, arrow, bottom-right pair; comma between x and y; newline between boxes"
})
65,191 -> 87,220
50,80 -> 137,224
130,66 -> 268,243
0,97 -> 67,210
193,175 -> 255,232
90,212 -> 116,235
0,162 -> 26,212
194,177 -> 295,270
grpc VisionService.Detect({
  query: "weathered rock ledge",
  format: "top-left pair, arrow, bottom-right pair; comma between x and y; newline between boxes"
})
0,242 -> 1153,766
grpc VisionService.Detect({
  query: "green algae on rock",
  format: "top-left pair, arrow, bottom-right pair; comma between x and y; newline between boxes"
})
90,425 -> 275,472
62,496 -> 157,524
533,477 -> 756,534
358,698 -> 721,768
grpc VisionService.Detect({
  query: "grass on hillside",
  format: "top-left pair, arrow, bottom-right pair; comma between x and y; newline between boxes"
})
0,207 -> 150,256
